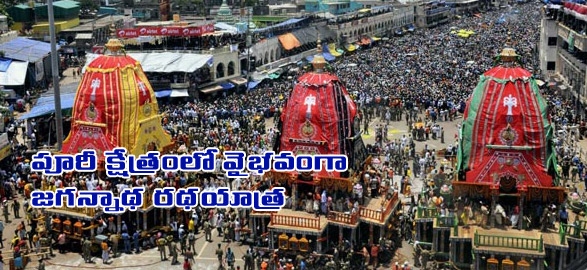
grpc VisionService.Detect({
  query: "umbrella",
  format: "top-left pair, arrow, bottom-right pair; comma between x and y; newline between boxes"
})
414,122 -> 425,129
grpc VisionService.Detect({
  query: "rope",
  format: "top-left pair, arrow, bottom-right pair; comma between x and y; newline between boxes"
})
44,258 -> 166,269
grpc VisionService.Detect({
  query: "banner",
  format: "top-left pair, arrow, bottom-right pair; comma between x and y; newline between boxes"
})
116,24 -> 215,38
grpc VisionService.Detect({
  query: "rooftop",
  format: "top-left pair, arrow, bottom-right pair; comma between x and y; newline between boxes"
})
60,15 -> 127,33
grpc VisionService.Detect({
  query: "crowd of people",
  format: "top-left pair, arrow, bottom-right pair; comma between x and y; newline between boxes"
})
1,2 -> 583,270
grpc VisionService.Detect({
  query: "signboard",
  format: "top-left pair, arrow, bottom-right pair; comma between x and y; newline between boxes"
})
116,24 -> 215,38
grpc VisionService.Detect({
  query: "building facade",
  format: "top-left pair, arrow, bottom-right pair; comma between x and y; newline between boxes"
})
538,5 -> 558,80
415,1 -> 452,28
538,3 -> 587,116
332,5 -> 415,42
446,0 -> 480,15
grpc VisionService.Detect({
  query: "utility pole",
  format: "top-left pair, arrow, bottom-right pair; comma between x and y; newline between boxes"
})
246,6 -> 252,91
48,0 -> 64,150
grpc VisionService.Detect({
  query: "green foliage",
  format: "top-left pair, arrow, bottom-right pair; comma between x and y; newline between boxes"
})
242,0 -> 258,7
79,0 -> 98,12
0,3 -> 15,28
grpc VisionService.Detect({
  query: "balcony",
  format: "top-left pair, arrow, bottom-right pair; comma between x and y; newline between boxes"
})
270,212 -> 321,230
435,215 -> 456,227
358,192 -> 398,224
474,230 -> 544,252
557,48 -> 587,72
558,23 -> 587,52
327,211 -> 359,225
417,206 -> 438,219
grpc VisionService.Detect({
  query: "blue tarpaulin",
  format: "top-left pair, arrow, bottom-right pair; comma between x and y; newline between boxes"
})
220,82 -> 235,90
155,90 -> 172,98
0,58 -> 12,72
0,37 -> 58,63
323,52 -> 335,62
20,93 -> 76,119
306,55 -> 314,62
254,18 -> 307,33
248,80 -> 263,90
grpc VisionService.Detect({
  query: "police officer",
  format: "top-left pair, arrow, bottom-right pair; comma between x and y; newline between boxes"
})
157,236 -> 168,261
222,221 -> 230,242
180,232 -> 187,255
204,220 -> 212,242
12,200 -> 20,219
188,231 -> 196,254
170,241 -> 180,265
109,233 -> 119,258
121,231 -> 131,254
166,235 -> 174,256
215,243 -> 224,265
133,230 -> 140,253
2,200 -> 10,223
242,250 -> 254,270
82,237 -> 93,263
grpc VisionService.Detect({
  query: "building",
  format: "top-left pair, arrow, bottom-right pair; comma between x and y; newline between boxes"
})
32,0 -> 81,36
542,1 -> 587,115
215,0 -> 236,24
305,0 -> 364,15
58,15 -> 127,51
0,15 -> 8,33
331,5 -> 414,42
538,4 -> 559,80
446,0 -> 480,15
0,37 -> 57,91
415,0 -> 452,28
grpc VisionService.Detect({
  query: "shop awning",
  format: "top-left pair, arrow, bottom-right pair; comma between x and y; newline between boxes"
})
292,28 -> 319,45
278,33 -> 302,50
19,92 -> 76,119
371,36 -> 381,41
0,61 -> 28,86
360,38 -> 372,45
84,52 -> 213,73
323,52 -> 335,62
230,77 -> 248,85
346,44 -> 357,52
248,80 -> 263,90
220,82 -> 235,90
170,89 -> 189,97
328,44 -> 342,57
200,85 -> 223,94
155,90 -> 172,98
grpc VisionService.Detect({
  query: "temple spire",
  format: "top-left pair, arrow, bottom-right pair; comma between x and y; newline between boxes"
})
104,20 -> 124,55
311,33 -> 326,72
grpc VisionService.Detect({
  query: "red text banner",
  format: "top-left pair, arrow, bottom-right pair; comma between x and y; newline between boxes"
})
116,24 -> 215,38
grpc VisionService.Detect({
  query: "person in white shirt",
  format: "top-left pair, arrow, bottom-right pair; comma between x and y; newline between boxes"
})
353,183 -> 363,205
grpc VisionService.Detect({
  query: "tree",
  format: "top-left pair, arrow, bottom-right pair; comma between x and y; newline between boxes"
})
79,0 -> 99,12
0,3 -> 14,28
